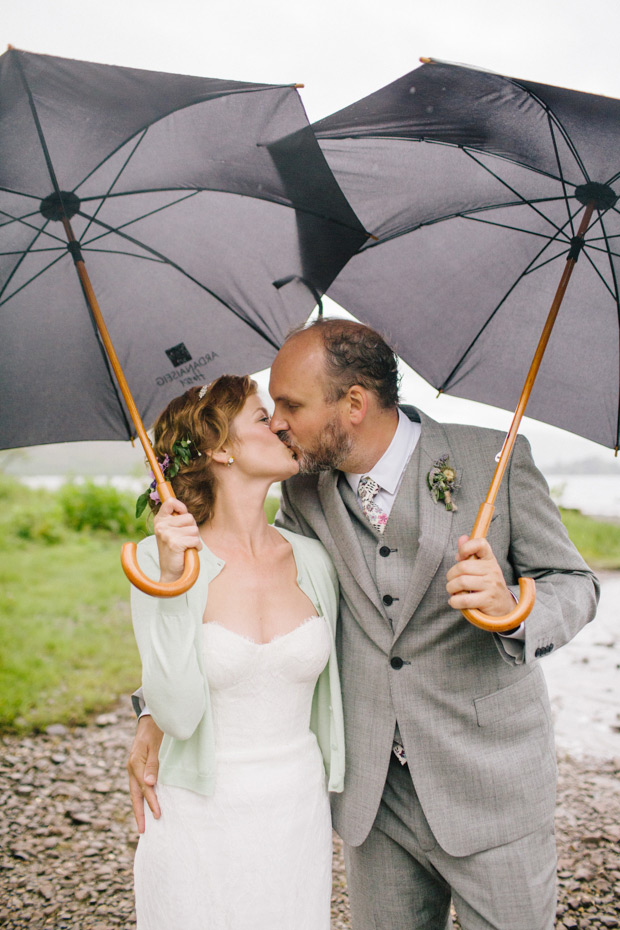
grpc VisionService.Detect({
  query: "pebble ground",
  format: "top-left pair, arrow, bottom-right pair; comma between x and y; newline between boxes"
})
1,700 -> 619,929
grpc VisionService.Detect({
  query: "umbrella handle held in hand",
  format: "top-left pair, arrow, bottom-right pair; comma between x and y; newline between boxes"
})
121,543 -> 201,598
461,576 -> 536,632
460,502 -> 536,632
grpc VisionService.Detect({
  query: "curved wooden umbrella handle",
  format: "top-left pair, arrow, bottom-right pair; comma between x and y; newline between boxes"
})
460,503 -> 536,632
121,542 -> 201,597
121,478 -> 201,597
461,576 -> 536,633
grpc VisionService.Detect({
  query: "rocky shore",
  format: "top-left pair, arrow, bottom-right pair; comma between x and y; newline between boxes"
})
1,700 -> 619,930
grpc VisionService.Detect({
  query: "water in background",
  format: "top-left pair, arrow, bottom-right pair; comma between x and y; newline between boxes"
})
546,474 -> 620,520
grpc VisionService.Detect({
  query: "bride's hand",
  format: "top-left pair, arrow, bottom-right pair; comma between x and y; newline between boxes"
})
154,498 -> 202,583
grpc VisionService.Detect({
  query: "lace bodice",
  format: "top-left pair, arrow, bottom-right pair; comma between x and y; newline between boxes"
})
202,615 -> 330,757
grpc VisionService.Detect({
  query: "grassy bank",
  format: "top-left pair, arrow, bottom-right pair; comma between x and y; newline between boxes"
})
559,507 -> 620,570
0,476 -> 617,733
0,476 -> 147,732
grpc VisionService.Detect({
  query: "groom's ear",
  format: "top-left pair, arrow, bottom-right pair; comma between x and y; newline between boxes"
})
346,385 -> 368,425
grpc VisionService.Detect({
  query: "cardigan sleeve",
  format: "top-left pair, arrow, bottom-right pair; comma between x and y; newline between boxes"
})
130,540 -> 207,740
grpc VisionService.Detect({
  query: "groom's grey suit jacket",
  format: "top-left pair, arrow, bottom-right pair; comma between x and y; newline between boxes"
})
276,407 -> 599,857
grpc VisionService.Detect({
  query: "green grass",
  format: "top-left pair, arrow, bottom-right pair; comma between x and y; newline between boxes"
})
0,477 -> 617,734
559,507 -> 620,570
0,475 -> 145,732
0,534 -> 141,732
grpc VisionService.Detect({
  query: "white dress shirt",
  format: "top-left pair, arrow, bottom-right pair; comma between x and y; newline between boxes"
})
344,409 -> 421,517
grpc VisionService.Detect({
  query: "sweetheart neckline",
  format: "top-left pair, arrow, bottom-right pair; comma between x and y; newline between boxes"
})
202,615 -> 323,646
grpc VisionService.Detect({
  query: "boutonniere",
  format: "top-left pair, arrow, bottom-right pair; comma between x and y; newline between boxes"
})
427,455 -> 459,512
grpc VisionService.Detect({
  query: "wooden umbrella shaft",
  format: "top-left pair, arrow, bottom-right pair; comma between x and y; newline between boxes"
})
61,218 -> 172,503
60,216 -> 199,597
470,201 -> 596,540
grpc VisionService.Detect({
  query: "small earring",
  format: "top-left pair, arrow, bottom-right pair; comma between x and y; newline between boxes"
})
227,457 -> 234,467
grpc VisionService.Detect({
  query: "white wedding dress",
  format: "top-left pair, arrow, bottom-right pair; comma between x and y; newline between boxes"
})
134,614 -> 333,930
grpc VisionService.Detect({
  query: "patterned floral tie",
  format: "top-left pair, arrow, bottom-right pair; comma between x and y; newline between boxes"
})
357,475 -> 388,535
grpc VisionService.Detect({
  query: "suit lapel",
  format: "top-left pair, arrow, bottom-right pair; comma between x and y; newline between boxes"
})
393,410 -> 455,639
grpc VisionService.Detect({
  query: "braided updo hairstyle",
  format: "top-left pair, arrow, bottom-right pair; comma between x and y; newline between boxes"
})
150,374 -> 257,524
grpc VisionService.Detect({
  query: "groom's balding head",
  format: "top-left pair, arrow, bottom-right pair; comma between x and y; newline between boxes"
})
282,319 -> 400,409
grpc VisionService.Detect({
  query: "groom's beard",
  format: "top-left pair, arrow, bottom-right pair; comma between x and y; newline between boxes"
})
278,416 -> 353,475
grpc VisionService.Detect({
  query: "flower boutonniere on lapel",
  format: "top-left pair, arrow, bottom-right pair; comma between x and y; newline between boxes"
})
427,455 -> 460,512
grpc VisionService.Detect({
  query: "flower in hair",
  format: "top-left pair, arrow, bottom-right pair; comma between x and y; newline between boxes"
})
136,437 -> 201,518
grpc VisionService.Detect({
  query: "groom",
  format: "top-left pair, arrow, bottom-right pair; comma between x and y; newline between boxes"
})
129,319 -> 598,930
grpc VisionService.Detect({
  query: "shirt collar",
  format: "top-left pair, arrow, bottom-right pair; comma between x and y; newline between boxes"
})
344,408 -> 421,497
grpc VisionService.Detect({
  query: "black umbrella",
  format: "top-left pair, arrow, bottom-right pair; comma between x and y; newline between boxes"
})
0,48 -> 367,595
312,58 -> 620,630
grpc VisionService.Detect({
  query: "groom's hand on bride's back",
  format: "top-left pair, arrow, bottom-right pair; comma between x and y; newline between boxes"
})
128,715 -> 164,832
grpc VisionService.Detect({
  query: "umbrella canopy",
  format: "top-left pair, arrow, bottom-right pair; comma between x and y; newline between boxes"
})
313,59 -> 620,451
0,48 -> 368,450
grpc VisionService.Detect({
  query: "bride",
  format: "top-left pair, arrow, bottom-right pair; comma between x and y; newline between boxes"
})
130,375 -> 345,930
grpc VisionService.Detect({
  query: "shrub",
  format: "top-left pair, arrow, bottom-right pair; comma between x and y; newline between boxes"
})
57,481 -> 143,536
0,477 -> 66,546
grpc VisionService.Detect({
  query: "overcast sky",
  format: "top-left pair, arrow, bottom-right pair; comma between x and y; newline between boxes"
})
4,0 -> 620,468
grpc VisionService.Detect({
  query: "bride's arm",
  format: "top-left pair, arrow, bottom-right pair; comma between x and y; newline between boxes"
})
131,503 -> 206,741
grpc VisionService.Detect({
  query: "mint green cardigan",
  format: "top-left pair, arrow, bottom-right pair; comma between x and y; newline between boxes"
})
131,527 -> 345,796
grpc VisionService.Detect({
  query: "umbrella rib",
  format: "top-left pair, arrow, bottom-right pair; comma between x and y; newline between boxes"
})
522,248 -> 571,277
79,191 -> 202,248
80,128 -> 150,241
586,242 -> 620,261
507,77 -> 590,181
0,221 -> 54,301
360,195 -> 573,251
0,252 -> 66,308
521,243 -> 616,297
0,205 -> 68,245
73,210 -> 281,350
579,249 -> 618,301
460,212 -> 568,242
376,136 -> 580,188
12,53 -> 64,198
74,83 -> 300,194
0,209 -> 62,303
82,248 -> 166,263
462,149 -> 572,241
0,246 -> 68,255
77,185 -> 370,239
546,113 -> 576,238
437,215 -> 582,394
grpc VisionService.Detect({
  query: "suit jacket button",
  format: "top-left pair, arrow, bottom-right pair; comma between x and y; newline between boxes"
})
379,546 -> 391,557
390,656 -> 404,670
535,647 -> 542,657
548,643 -> 554,652
383,594 -> 394,605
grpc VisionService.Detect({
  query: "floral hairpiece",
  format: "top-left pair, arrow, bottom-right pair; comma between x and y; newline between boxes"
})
427,455 -> 459,512
136,437 -> 201,518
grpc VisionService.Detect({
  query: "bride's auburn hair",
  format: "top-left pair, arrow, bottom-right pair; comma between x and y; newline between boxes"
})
151,374 -> 257,524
